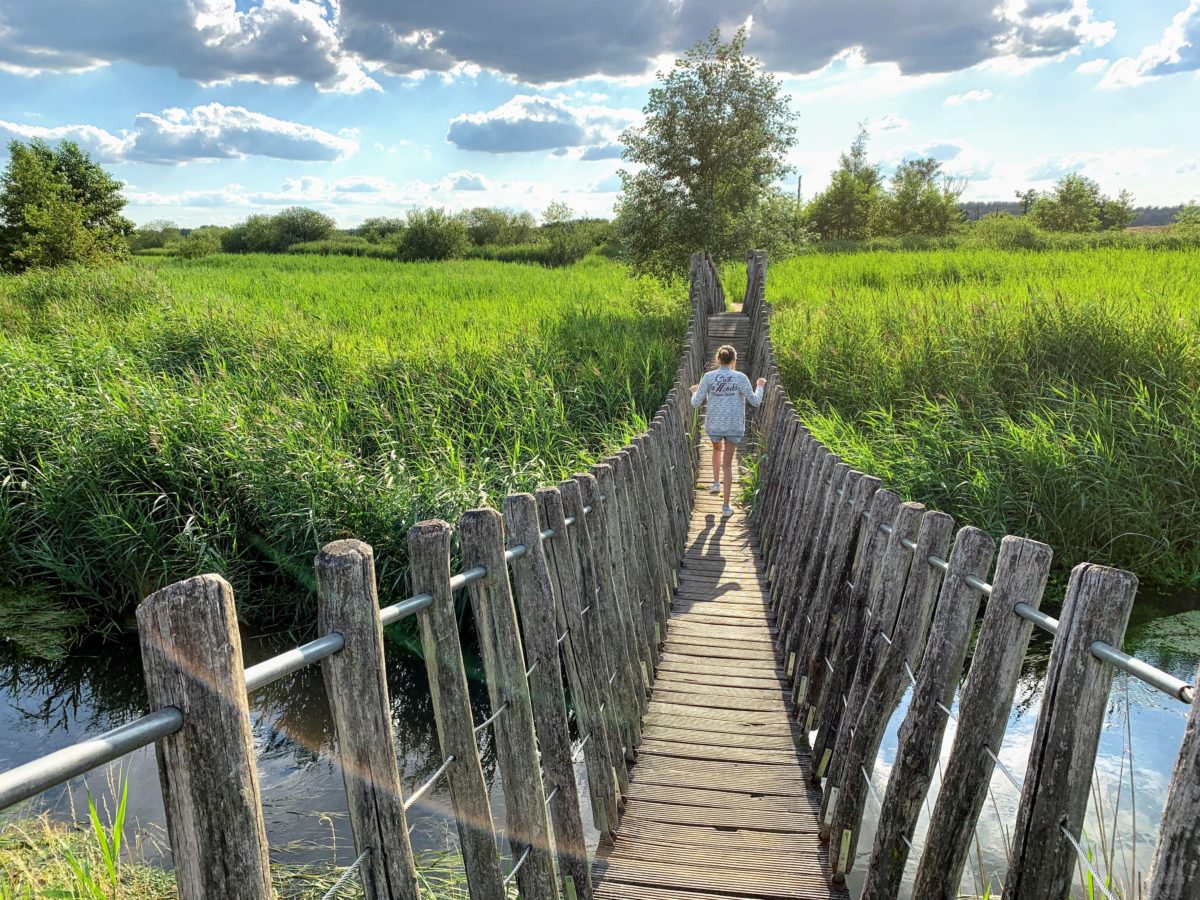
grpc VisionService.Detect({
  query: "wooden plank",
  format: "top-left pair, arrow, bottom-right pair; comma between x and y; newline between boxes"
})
1147,661 -> 1200,899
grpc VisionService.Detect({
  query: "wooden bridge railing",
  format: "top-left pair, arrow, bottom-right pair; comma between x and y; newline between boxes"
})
0,252 -> 726,900
742,248 -> 1200,900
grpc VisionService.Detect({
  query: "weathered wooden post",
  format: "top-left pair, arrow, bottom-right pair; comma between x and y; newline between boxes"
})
827,511 -> 954,883
1006,563 -> 1138,900
408,520 -> 506,900
136,574 -> 272,900
315,541 -> 423,900
504,493 -> 594,900
1147,661 -> 1200,899
458,509 -> 558,900
860,526 -> 996,900
537,486 -> 620,837
911,535 -> 1053,898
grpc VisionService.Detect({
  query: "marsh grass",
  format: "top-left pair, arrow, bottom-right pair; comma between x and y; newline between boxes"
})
730,247 -> 1200,588
0,254 -> 686,633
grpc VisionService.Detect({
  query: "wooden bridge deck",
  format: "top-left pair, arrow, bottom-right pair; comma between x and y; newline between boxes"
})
594,311 -> 848,900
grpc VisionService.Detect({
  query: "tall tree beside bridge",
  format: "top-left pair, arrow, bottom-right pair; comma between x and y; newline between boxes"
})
616,27 -> 797,277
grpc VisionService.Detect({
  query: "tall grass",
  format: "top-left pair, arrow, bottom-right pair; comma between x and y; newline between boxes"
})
729,248 -> 1200,588
0,254 -> 686,631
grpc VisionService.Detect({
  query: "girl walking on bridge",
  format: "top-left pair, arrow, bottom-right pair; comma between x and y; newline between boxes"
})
690,344 -> 765,517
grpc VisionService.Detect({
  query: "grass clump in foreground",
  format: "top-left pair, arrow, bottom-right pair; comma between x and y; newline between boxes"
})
0,254 -> 685,632
728,247 -> 1200,589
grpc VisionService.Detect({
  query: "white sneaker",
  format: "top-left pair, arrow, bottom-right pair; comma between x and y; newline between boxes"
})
722,505 -> 734,517
709,482 -> 721,494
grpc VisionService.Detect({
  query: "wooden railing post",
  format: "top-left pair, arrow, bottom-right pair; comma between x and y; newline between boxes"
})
408,520 -> 506,900
504,493 -> 594,900
1147,661 -> 1200,898
537,486 -> 620,838
136,575 -> 272,900
577,471 -> 644,753
615,449 -> 662,665
1006,563 -> 1138,900
911,535 -> 1053,898
827,510 -> 954,884
458,509 -> 558,900
860,526 -> 996,900
315,541 -> 422,900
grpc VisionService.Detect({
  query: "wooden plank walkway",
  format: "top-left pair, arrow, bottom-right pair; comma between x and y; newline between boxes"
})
594,310 -> 848,900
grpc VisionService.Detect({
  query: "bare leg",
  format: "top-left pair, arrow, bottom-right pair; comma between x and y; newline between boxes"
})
723,443 -> 735,507
711,440 -> 722,486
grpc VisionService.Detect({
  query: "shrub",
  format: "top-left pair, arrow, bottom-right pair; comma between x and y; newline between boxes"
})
175,228 -> 223,259
397,208 -> 469,261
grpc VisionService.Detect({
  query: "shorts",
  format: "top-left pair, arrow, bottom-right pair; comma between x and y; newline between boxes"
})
708,432 -> 743,445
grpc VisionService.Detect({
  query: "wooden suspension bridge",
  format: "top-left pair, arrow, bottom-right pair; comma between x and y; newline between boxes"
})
0,252 -> 1197,900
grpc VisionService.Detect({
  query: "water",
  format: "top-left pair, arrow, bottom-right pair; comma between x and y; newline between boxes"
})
0,624 -> 531,871
1,590 -> 1195,896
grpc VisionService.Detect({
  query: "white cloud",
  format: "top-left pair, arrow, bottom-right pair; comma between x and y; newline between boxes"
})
1026,146 -> 1174,182
944,88 -> 994,105
1100,0 -> 1200,88
1074,58 -> 1109,73
0,104 -> 357,165
446,95 -> 638,154
1178,156 -> 1200,175
867,113 -> 911,132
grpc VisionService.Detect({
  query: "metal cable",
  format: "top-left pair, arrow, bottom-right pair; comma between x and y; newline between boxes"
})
982,746 -> 1023,792
903,661 -> 917,687
404,755 -> 456,811
572,733 -> 592,762
474,702 -> 509,735
1060,824 -> 1119,900
503,844 -> 533,887
321,848 -> 371,899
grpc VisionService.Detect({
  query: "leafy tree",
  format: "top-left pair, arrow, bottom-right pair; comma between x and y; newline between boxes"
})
1174,201 -> 1200,231
132,219 -> 181,251
1028,174 -> 1133,233
272,206 -> 336,250
221,214 -> 279,253
397,208 -> 469,261
461,207 -> 537,245
176,227 -> 224,259
877,157 -> 965,237
355,216 -> 406,244
0,139 -> 133,271
616,27 -> 796,276
541,201 -> 574,228
806,127 -> 884,240
1015,189 -> 1039,215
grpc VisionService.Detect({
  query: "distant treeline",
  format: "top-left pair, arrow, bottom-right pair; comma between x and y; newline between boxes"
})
960,200 -> 1186,226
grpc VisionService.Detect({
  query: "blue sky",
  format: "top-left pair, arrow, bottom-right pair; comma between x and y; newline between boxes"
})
1,0 -> 1196,227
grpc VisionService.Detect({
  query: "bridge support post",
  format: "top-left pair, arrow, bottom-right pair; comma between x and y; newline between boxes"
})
315,540 -> 423,900
136,575 -> 272,900
1005,564 -> 1138,900
1147,660 -> 1200,899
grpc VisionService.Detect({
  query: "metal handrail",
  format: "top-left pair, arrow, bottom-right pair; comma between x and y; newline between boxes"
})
866,490 -> 1195,704
0,502 -> 603,812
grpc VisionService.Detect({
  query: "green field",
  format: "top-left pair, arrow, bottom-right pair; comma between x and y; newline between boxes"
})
728,247 -> 1200,589
0,254 -> 685,631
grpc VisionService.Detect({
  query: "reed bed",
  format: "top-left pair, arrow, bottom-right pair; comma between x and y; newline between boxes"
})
0,254 -> 685,631
728,247 -> 1200,588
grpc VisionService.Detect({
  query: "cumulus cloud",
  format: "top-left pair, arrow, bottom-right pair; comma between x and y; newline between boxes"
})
944,88 -> 994,105
589,174 -> 623,193
889,138 -> 995,180
580,144 -> 626,161
446,95 -> 637,154
1100,1 -> 1200,88
0,103 -> 357,165
1075,58 -> 1110,73
444,170 -> 490,190
0,0 -> 1117,90
1027,146 -> 1173,181
0,0 -> 377,92
868,113 -> 911,132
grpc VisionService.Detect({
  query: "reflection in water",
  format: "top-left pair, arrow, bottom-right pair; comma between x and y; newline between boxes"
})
0,623 -> 499,868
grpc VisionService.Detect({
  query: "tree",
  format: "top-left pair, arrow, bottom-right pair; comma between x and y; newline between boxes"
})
805,127 -> 884,240
878,157 -> 965,237
616,27 -> 796,276
0,139 -> 133,271
1174,201 -> 1200,231
355,216 -> 406,244
176,227 -> 224,259
1028,174 -> 1133,232
221,214 -> 279,253
132,219 -> 181,251
397,208 -> 469,261
460,207 -> 537,245
271,206 -> 336,250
